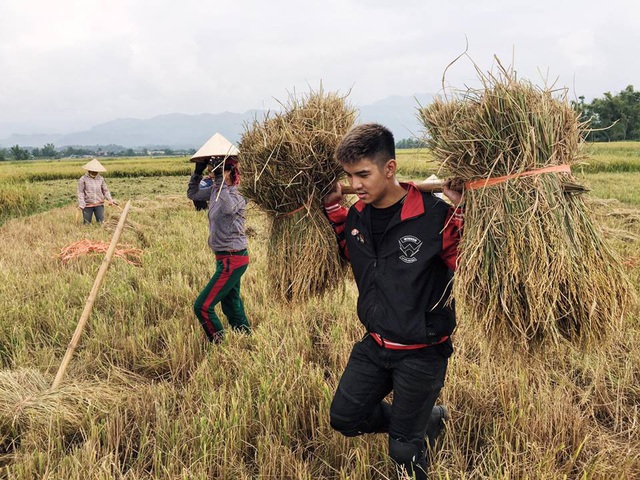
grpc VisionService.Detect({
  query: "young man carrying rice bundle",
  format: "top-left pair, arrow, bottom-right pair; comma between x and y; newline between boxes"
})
323,123 -> 463,479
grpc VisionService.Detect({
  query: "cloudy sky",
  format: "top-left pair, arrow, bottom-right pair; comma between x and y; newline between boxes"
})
0,0 -> 637,136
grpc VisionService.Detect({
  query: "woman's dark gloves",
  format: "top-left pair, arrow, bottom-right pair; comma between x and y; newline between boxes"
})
194,161 -> 207,175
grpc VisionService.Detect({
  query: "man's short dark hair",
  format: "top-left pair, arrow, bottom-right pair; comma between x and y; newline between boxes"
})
334,123 -> 395,169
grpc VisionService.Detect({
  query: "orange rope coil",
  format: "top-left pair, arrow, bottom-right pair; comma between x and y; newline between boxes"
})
58,239 -> 143,266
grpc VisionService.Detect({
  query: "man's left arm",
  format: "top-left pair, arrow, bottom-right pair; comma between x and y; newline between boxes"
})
440,179 -> 464,271
440,207 -> 463,271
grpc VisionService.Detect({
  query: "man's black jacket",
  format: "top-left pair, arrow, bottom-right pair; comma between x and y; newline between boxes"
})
324,183 -> 463,345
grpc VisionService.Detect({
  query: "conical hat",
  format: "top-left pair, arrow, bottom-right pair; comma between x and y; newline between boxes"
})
82,158 -> 107,172
190,133 -> 239,162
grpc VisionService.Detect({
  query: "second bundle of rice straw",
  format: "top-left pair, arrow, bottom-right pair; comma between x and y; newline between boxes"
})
419,65 -> 636,347
239,88 -> 356,302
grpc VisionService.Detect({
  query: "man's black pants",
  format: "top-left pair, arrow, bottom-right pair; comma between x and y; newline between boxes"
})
330,334 -> 451,479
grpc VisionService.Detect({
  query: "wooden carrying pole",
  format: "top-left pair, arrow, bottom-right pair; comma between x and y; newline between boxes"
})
340,179 -> 587,195
51,200 -> 132,390
341,180 -> 444,194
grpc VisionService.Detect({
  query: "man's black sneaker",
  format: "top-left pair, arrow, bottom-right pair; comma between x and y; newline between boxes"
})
425,405 -> 450,451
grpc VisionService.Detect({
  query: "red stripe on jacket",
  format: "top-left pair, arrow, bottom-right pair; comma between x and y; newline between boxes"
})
323,183 -> 463,269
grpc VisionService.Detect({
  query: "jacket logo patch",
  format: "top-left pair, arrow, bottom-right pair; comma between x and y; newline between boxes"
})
398,235 -> 422,263
351,228 -> 365,245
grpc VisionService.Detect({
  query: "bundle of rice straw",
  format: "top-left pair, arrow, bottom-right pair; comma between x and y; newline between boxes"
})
239,88 -> 356,301
419,64 -> 636,347
0,368 -> 128,450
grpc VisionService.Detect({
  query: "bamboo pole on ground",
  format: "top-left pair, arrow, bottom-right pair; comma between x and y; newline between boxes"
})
51,200 -> 132,390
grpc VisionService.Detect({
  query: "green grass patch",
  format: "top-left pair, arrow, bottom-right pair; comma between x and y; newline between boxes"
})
397,141 -> 640,176
0,176 -> 190,226
576,172 -> 640,206
0,156 -> 193,182
0,182 -> 41,225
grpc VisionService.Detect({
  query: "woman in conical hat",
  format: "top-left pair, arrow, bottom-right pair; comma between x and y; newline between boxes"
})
77,158 -> 118,224
186,135 -> 251,343
190,133 -> 240,211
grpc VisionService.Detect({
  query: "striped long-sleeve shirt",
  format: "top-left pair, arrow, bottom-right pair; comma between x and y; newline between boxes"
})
77,174 -> 113,208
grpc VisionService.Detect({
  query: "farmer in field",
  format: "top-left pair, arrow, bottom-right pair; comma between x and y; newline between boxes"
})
187,133 -> 250,342
323,123 -> 463,480
77,158 -> 118,224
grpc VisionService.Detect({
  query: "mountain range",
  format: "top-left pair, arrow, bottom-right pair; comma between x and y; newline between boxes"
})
0,94 -> 434,149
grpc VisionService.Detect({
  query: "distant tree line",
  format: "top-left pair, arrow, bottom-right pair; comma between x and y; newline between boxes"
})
395,137 -> 428,149
572,85 -> 640,142
0,144 -> 196,161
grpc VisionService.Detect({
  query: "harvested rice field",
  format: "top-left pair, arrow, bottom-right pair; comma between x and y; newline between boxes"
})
0,143 -> 639,479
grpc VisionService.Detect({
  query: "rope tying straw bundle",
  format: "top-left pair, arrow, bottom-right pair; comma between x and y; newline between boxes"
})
464,164 -> 572,190
275,202 -> 311,219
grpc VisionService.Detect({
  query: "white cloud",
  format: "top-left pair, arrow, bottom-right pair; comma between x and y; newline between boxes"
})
557,31 -> 599,69
0,0 -> 638,134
